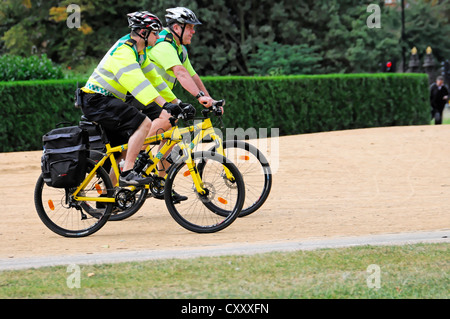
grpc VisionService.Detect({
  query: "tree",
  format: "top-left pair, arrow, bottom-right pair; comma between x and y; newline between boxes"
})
0,0 -> 449,76
0,0 -> 143,69
402,0 -> 450,63
248,43 -> 322,75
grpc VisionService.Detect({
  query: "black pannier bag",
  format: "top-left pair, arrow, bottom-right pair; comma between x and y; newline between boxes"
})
78,120 -> 105,163
78,120 -> 113,172
41,126 -> 89,188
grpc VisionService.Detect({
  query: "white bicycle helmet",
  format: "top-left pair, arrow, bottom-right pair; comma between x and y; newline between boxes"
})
165,7 -> 202,26
165,7 -> 201,45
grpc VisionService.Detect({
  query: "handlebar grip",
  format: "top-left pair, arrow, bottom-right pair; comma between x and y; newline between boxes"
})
199,99 -> 226,118
214,99 -> 225,107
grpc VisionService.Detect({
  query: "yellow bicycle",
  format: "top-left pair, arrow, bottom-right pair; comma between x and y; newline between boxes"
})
109,100 -> 272,221
34,108 -> 245,237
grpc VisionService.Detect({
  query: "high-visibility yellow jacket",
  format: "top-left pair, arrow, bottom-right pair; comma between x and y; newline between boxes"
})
147,28 -> 196,90
82,34 -> 176,106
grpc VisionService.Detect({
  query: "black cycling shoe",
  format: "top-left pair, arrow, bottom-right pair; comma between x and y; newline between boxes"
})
153,190 -> 187,204
119,170 -> 153,187
171,191 -> 188,204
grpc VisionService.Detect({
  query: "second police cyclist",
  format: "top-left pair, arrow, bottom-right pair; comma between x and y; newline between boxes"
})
80,11 -> 195,188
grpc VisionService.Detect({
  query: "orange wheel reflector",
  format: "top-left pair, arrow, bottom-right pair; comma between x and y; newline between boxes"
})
95,184 -> 102,194
183,170 -> 190,177
48,200 -> 55,211
239,155 -> 250,161
218,197 -> 228,205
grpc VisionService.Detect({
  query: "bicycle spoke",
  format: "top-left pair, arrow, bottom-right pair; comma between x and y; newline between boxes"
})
164,151 -> 245,233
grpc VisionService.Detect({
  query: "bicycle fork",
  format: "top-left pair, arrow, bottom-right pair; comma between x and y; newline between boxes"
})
175,141 -> 208,195
193,128 -> 236,183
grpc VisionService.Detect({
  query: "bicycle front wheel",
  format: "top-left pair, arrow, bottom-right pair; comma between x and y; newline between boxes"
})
164,151 -> 245,233
209,140 -> 272,217
34,159 -> 113,238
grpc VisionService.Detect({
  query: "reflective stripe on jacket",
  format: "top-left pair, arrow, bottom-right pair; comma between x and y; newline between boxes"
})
84,34 -> 176,105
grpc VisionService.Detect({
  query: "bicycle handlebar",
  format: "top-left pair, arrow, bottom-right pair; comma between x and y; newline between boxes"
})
201,99 -> 226,118
168,99 -> 226,126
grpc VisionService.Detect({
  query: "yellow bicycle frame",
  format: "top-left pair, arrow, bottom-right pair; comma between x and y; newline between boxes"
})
141,117 -> 235,183
71,122 -> 212,204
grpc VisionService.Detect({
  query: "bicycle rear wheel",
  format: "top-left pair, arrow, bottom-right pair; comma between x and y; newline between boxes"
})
34,159 -> 113,237
164,151 -> 245,233
209,140 -> 272,217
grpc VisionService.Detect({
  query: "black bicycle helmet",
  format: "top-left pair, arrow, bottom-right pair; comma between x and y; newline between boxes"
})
127,11 -> 163,32
165,7 -> 202,26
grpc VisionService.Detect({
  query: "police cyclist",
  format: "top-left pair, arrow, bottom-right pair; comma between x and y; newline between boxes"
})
81,11 -> 189,187
148,7 -> 218,109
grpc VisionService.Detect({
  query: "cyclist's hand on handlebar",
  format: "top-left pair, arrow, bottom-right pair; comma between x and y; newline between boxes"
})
198,96 -> 215,108
200,99 -> 225,117
179,103 -> 196,120
164,101 -> 196,120
178,100 -> 191,109
163,102 -> 183,117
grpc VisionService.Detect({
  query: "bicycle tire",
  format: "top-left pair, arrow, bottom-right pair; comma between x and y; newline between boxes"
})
34,159 -> 113,238
164,151 -> 245,233
208,140 -> 272,217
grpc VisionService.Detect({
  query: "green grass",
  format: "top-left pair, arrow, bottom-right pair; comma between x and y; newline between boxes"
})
430,118 -> 450,125
0,243 -> 448,299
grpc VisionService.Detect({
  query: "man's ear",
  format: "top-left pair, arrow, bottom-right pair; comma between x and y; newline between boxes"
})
172,23 -> 181,32
140,29 -> 149,37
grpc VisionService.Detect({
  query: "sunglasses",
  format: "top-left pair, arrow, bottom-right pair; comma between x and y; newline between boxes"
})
142,30 -> 159,37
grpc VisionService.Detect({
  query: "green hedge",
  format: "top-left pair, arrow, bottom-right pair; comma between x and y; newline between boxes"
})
181,74 -> 430,136
0,74 -> 429,152
0,54 -> 64,81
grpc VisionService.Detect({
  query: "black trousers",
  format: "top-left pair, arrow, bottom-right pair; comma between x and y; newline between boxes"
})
81,93 -> 147,146
431,104 -> 445,125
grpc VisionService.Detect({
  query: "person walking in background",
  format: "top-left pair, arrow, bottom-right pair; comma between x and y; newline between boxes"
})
430,76 -> 449,125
